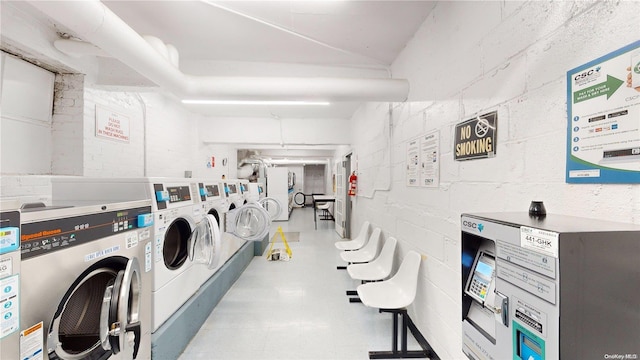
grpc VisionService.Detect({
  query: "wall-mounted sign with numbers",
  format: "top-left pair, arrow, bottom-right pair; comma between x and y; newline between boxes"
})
566,40 -> 640,183
454,111 -> 497,161
520,226 -> 559,258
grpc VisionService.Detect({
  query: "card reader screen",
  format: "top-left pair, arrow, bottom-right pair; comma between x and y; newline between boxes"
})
475,260 -> 493,278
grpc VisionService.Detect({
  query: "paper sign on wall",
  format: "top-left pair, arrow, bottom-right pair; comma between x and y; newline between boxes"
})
406,130 -> 440,188
95,105 -> 130,143
420,130 -> 440,187
566,40 -> 640,183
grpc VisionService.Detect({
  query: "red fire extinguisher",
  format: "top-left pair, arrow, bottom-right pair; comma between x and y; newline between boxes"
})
348,171 -> 357,197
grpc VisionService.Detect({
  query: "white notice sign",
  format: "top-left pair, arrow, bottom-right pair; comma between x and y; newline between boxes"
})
95,105 -> 130,143
520,227 -> 559,258
420,130 -> 440,187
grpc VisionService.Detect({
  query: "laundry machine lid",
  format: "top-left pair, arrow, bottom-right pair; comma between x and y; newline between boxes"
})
188,214 -> 223,270
257,197 -> 282,220
225,203 -> 271,242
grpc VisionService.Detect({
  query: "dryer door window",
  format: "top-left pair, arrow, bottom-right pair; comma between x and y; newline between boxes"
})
163,218 -> 192,270
258,197 -> 282,220
225,203 -> 271,242
47,256 -> 141,360
188,214 -> 223,270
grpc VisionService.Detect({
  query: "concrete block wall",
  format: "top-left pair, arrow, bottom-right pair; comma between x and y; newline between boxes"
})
82,88 -> 145,177
348,2 -> 640,359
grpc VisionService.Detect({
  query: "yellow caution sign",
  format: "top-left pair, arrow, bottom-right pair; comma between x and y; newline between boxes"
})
266,226 -> 292,260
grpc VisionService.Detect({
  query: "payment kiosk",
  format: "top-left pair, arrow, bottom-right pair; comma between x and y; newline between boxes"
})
461,212 -> 640,360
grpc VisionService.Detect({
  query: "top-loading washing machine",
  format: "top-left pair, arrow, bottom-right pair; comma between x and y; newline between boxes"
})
51,177 -> 218,333
0,204 -> 21,360
19,200 -> 154,360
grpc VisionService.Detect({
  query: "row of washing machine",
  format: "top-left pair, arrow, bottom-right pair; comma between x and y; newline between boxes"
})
0,177 -> 277,360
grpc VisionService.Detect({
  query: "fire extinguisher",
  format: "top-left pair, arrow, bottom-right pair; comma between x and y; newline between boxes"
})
348,171 -> 357,197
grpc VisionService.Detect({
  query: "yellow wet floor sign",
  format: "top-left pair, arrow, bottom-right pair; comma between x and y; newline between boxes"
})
266,226 -> 292,260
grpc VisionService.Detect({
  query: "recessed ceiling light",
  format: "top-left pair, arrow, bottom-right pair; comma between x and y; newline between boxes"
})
181,100 -> 330,106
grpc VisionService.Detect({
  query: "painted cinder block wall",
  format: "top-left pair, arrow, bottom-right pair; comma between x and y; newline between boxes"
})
347,2 -> 640,359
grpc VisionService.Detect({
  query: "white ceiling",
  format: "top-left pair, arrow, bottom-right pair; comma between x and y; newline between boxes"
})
97,1 -> 435,119
4,1 -> 435,163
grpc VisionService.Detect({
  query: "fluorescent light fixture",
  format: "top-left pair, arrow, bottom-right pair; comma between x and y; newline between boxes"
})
182,99 -> 330,106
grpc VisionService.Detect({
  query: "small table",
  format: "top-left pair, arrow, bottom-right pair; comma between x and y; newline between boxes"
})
312,195 -> 335,230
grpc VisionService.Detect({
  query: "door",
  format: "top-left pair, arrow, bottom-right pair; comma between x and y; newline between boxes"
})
48,256 -> 142,360
334,160 -> 346,238
344,154 -> 352,239
258,197 -> 283,221
189,214 -> 223,270
225,203 -> 272,241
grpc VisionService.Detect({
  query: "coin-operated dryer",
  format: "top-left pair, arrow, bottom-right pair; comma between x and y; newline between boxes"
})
19,200 -> 154,360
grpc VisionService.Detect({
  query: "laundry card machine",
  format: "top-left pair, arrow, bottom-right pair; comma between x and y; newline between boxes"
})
461,212 -> 640,360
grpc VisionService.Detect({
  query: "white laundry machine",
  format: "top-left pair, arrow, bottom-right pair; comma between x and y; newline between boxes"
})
224,180 -> 244,209
194,180 -> 244,282
257,181 -> 266,200
247,183 -> 260,202
19,200 -> 153,360
51,177 -> 217,332
239,179 -> 251,204
0,206 -> 21,360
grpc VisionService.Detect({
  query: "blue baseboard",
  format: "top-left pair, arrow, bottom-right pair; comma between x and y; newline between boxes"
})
254,233 -> 269,256
151,241 -> 253,359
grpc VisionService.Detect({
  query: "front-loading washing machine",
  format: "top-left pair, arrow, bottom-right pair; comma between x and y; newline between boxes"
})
239,179 -> 251,204
51,177 -> 216,333
223,180 -> 244,209
194,181 -> 243,281
19,200 -> 153,360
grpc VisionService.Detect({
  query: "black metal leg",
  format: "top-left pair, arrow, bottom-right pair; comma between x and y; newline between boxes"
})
368,309 -> 429,359
392,311 -> 398,354
346,290 -> 358,296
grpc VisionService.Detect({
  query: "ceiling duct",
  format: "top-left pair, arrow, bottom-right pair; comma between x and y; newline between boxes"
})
27,1 -> 410,102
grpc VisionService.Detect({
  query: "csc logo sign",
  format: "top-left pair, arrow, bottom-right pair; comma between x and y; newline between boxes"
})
462,220 -> 484,232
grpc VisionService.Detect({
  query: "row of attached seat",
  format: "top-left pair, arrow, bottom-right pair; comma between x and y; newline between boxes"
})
334,221 -> 428,359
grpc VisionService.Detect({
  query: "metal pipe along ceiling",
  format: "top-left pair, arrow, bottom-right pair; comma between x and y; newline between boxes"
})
28,1 -> 410,102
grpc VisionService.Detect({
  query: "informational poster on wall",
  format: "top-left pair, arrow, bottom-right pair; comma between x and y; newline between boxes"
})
406,130 -> 441,188
420,130 -> 440,187
95,104 -> 130,143
406,138 -> 420,186
566,40 -> 640,183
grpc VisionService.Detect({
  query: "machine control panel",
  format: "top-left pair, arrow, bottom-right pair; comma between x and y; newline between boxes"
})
166,186 -> 192,203
21,206 -> 152,260
206,185 -> 220,197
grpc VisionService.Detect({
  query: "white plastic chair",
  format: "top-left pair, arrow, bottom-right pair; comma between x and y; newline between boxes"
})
340,227 -> 382,264
345,237 -> 397,303
316,202 -> 332,220
335,221 -> 370,251
356,251 -> 427,359
347,237 -> 397,282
